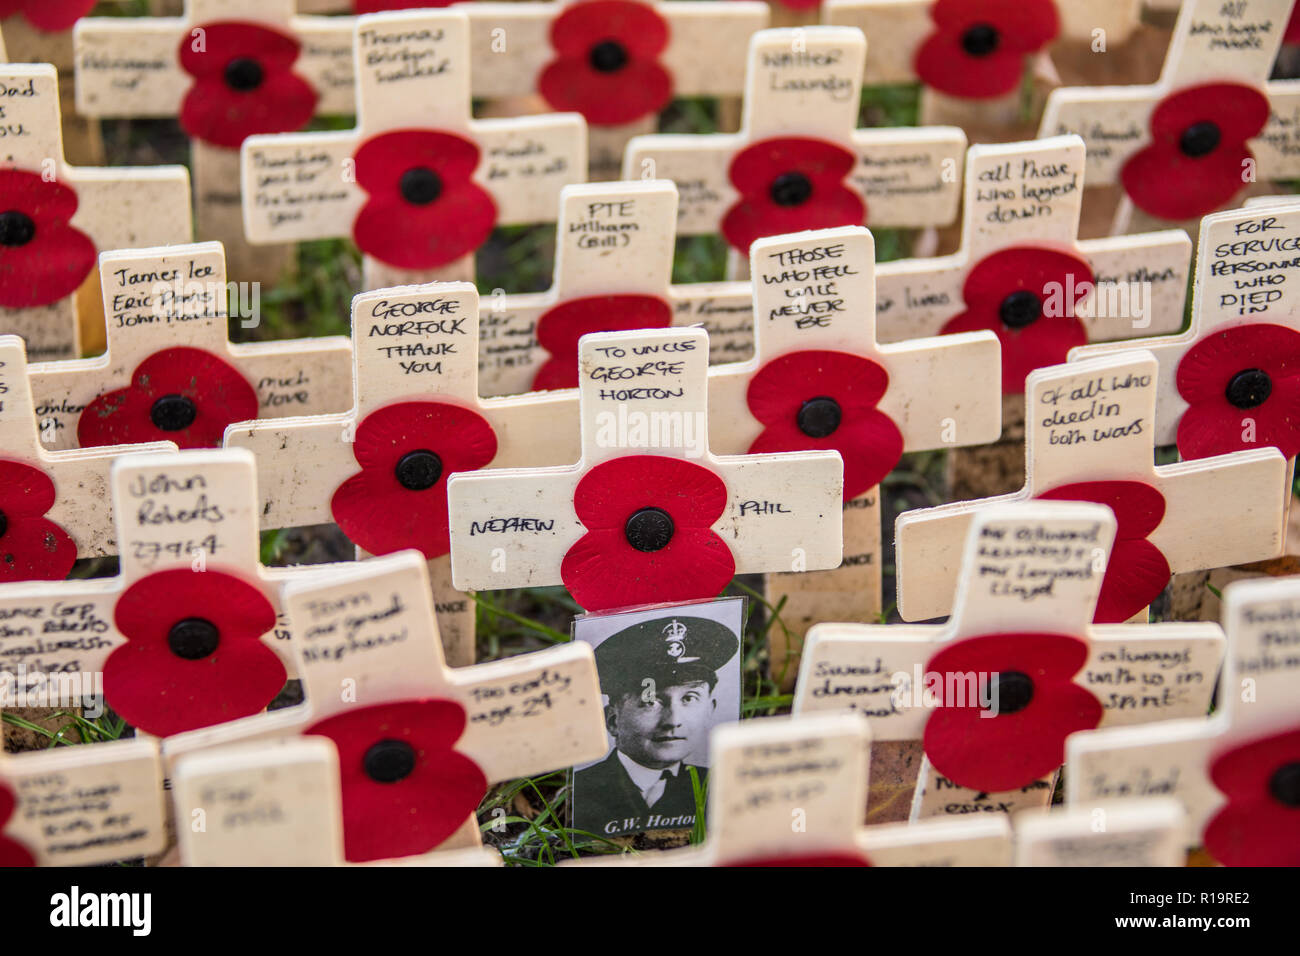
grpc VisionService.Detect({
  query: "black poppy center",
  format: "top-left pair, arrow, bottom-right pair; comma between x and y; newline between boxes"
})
0,210 -> 35,248
150,394 -> 198,432
986,670 -> 1034,715
1179,121 -> 1222,159
0,509 -> 7,540
395,450 -> 443,491
400,167 -> 442,206
961,23 -> 1001,58
769,172 -> 813,207
1270,762 -> 1300,807
797,397 -> 843,438
168,617 -> 220,661
224,57 -> 265,93
1225,368 -> 1271,410
364,739 -> 417,784
625,506 -> 674,553
589,40 -> 629,73
999,290 -> 1043,330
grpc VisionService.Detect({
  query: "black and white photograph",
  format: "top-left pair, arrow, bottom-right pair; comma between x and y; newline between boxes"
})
570,598 -> 744,838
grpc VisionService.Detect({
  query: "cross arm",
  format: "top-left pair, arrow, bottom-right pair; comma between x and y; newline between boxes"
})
224,415 -> 358,531
878,332 -> 1003,451
874,254 -> 967,341
859,816 -> 1013,866
846,126 -> 966,228
226,337 -> 355,421
622,133 -> 744,236
1084,623 -> 1225,725
1039,86 -> 1158,186
895,497 -> 1017,621
0,578 -> 123,681
1073,231 -> 1192,341
242,130 -> 363,245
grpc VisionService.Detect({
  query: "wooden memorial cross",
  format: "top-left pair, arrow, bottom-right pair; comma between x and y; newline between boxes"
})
794,501 -> 1228,822
704,225 -> 1002,686
225,281 -> 582,668
1012,798 -> 1190,867
1065,574 -> 1300,866
240,8 -> 587,292
0,737 -> 166,867
0,63 -> 192,361
463,0 -> 768,180
445,326 -> 845,614
622,26 -> 967,276
823,0 -> 1144,131
572,713 -> 1016,867
26,242 -> 352,453
894,350 -> 1289,625
476,179 -> 753,399
1040,0 -> 1300,233
73,0 -> 358,284
0,447 -> 315,741
171,737 -> 502,866
0,334 -> 175,583
163,550 -> 609,864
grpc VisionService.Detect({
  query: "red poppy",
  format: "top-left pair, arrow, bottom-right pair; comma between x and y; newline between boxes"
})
561,455 -> 735,611
0,460 -> 76,583
721,138 -> 865,254
1203,726 -> 1300,867
351,130 -> 497,271
1034,481 -> 1170,624
353,0 -> 456,10
532,294 -> 673,391
745,350 -> 902,501
304,699 -> 488,864
178,21 -> 318,149
331,401 -> 499,560
915,0 -> 1059,99
940,246 -> 1090,395
1120,83 -> 1269,222
923,632 -> 1103,793
1175,324 -> 1300,461
726,852 -> 871,866
0,170 -> 96,310
102,568 -> 286,738
0,0 -> 96,32
0,783 -> 35,867
77,347 -> 259,450
1288,6 -> 1300,45
538,0 -> 673,126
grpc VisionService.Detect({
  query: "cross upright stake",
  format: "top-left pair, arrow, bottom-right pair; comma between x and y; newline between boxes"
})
226,281 -> 583,667
26,242 -> 353,452
895,350 -> 1289,625
1040,0 -> 1300,233
74,0 -> 359,284
795,501 -> 1228,821
240,9 -> 587,291
622,26 -> 967,275
446,325 -> 846,613
705,224 -> 1002,686
0,63 -> 191,360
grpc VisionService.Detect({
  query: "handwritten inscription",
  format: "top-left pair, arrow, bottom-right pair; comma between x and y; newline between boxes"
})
588,338 -> 695,401
15,773 -> 150,859
973,156 -> 1078,225
1038,373 -> 1149,447
1209,215 -> 1300,316
760,242 -> 857,329
467,667 -> 572,727
125,471 -> 224,563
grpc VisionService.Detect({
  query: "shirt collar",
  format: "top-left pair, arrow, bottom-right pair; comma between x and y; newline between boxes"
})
616,749 -> 681,792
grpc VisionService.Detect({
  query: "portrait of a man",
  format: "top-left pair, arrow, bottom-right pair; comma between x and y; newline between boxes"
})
571,600 -> 742,837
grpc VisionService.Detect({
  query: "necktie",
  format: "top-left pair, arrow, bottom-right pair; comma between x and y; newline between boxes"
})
645,769 -> 674,808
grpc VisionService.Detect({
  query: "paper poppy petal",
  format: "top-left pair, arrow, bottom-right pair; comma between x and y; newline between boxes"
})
539,57 -> 672,126
571,455 -> 729,529
354,130 -> 483,195
331,467 -> 453,559
722,188 -> 866,255
747,351 -> 890,420
1289,6 -> 1300,45
1147,83 -> 1270,148
730,138 -> 858,193
0,460 -> 56,518
1203,727 -> 1300,867
114,568 -> 277,646
179,21 -> 304,79
961,246 -> 1093,309
179,72 -> 318,149
749,413 -> 902,502
0,517 -> 76,582
548,0 -> 670,60
13,0 -> 96,32
562,526 -> 736,610
352,190 -> 497,270
77,347 -> 259,449
1121,141 -> 1255,222
351,401 -> 499,476
533,295 -> 674,391
304,700 -> 488,864
0,222 -> 98,310
1037,479 -> 1167,539
930,0 -> 1060,51
915,33 -> 1026,99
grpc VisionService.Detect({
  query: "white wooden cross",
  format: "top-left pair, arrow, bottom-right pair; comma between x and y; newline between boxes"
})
0,737 -> 167,867
73,0 -> 358,282
1064,573 -> 1300,865
824,0 -> 1144,126
1040,0 -> 1300,232
894,350 -> 1289,624
225,281 -> 582,667
0,448 -> 321,739
1070,203 -> 1300,473
794,501 -> 1228,821
161,549 -> 609,864
170,737 -> 502,866
26,242 -> 353,452
463,0 -> 768,179
622,26 -> 967,275
0,334 -> 173,578
446,325 -> 845,612
1012,798 -> 1190,866
871,135 -> 1192,396
240,9 -> 587,292
476,179 -> 754,399
0,63 -> 191,361
704,224 -> 1002,682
